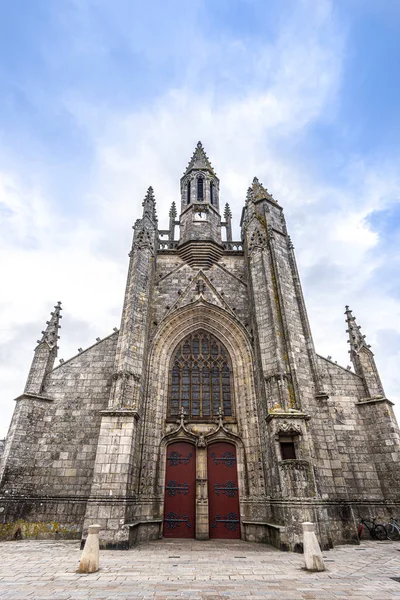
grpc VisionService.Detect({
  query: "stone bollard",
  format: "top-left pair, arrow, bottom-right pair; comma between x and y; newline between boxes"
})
302,522 -> 326,572
78,524 -> 100,574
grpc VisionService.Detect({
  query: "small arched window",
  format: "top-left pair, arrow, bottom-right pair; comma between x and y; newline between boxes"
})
210,181 -> 214,205
168,330 -> 233,420
197,177 -> 204,201
187,181 -> 191,204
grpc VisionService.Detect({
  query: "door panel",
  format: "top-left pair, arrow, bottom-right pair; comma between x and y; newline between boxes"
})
207,442 -> 240,539
163,442 -> 196,538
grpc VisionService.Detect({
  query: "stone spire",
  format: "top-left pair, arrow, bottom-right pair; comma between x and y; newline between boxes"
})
251,177 -> 277,203
25,302 -> 62,395
142,186 -> 158,222
183,141 -> 217,177
345,306 -> 384,398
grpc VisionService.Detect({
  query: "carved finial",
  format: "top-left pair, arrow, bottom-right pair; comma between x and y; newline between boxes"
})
216,407 -> 224,428
36,302 -> 62,349
177,407 -> 187,428
169,201 -> 177,219
224,203 -> 232,220
142,186 -> 158,221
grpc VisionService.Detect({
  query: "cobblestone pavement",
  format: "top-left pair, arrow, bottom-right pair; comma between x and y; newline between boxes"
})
1,538 -> 400,599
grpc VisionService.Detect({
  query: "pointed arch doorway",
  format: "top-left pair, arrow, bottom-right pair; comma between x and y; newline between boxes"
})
162,329 -> 241,539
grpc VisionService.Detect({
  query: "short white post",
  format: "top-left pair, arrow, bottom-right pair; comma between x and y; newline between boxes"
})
78,524 -> 100,574
302,522 -> 326,572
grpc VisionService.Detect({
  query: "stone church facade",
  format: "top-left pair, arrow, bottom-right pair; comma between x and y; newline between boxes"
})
1,142 -> 400,550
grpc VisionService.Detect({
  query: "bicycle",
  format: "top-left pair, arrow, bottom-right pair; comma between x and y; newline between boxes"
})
386,518 -> 400,541
357,517 -> 388,541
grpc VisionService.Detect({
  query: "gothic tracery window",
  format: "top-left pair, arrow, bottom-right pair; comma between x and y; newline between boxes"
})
168,330 -> 233,420
210,181 -> 214,205
187,181 -> 191,204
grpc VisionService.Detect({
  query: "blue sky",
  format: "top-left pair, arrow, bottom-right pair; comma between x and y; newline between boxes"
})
0,0 -> 400,436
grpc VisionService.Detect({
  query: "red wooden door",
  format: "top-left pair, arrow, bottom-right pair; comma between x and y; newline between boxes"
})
207,442 -> 240,539
163,442 -> 196,538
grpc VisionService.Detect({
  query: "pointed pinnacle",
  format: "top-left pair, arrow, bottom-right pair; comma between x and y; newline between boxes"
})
142,186 -> 158,220
345,305 -> 368,353
224,203 -> 232,220
169,201 -> 177,218
37,302 -> 62,349
251,176 -> 276,202
245,187 -> 254,204
183,141 -> 217,178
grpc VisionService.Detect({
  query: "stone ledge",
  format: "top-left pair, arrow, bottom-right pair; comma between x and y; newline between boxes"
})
266,411 -> 311,422
242,520 -> 286,531
123,518 -> 163,529
357,397 -> 394,407
14,392 -> 54,403
315,392 -> 330,400
99,409 -> 140,419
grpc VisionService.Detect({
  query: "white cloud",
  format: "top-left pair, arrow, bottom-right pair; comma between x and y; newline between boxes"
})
1,0 -> 400,438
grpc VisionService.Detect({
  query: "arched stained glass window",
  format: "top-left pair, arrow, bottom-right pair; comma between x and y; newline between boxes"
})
168,330 -> 233,420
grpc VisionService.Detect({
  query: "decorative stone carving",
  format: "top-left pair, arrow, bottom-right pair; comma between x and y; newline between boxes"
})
248,228 -> 267,253
111,370 -> 141,383
275,420 -> 302,440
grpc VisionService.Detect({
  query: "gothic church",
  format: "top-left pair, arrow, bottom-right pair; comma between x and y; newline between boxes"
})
1,142 -> 400,550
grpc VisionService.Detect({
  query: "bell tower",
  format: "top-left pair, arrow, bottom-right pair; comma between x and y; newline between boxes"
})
177,142 -> 223,267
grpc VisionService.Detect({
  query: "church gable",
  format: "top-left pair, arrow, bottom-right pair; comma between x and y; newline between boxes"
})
162,269 -> 237,317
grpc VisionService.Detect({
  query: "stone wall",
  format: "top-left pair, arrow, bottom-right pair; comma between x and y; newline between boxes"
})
0,333 -> 118,538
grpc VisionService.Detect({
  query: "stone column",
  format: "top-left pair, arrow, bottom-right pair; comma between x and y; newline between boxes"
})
195,439 -> 209,540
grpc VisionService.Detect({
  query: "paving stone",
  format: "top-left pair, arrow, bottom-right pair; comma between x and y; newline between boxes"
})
0,539 -> 400,599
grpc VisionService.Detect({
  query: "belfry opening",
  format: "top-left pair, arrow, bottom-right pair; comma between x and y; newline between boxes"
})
1,141 -> 400,551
